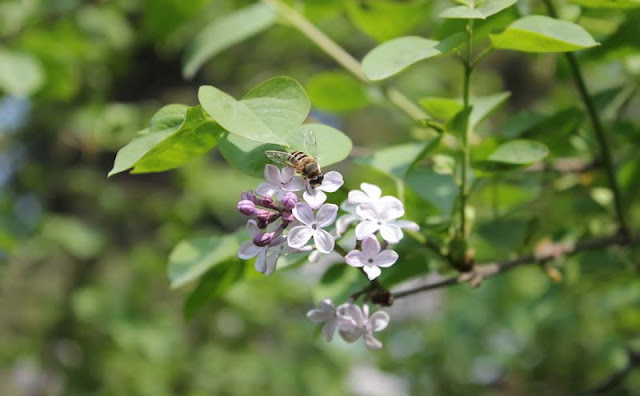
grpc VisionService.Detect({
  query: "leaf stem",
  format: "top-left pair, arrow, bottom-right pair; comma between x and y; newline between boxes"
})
460,20 -> 474,240
261,0 -> 429,121
542,0 -> 629,235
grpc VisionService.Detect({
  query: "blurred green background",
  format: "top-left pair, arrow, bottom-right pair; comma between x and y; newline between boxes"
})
1,0 -> 639,395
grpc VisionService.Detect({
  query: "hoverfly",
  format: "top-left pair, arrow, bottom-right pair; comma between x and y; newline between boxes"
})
265,129 -> 324,187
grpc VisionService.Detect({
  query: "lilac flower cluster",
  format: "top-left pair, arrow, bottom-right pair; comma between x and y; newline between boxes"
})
237,165 -> 420,350
237,165 -> 343,275
307,299 -> 390,350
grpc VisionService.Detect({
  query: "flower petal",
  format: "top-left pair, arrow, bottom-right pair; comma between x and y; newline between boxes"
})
368,311 -> 390,332
245,219 -> 260,236
374,250 -> 399,268
313,228 -> 335,254
316,203 -> 338,228
318,299 -> 335,312
355,202 -> 378,221
337,315 -> 357,332
292,202 -> 315,225
282,176 -> 305,192
322,320 -> 337,342
378,196 -> 405,221
339,329 -> 363,343
264,164 -> 282,184
355,220 -> 380,240
238,241 -> 262,259
344,250 -> 367,267
319,171 -> 343,192
360,236 -> 381,257
348,190 -> 370,205
360,183 -> 382,200
280,166 -> 295,181
287,226 -> 313,248
337,303 -> 365,325
395,219 -> 419,231
303,189 -> 327,209
254,249 -> 268,273
362,265 -> 382,281
380,224 -> 403,243
263,249 -> 279,275
307,309 -> 332,323
363,333 -> 383,350
336,214 -> 360,236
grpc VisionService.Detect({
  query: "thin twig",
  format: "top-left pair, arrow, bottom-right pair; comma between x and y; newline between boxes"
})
392,231 -> 634,299
261,0 -> 430,122
542,0 -> 629,235
578,348 -> 640,396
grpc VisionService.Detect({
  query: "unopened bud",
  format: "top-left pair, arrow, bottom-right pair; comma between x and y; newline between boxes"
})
253,232 -> 274,247
237,200 -> 256,216
282,211 -> 295,223
280,192 -> 298,210
257,195 -> 275,208
241,190 -> 256,203
255,209 -> 274,223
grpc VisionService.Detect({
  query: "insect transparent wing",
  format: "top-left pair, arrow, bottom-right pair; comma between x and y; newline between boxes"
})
265,150 -> 294,166
304,128 -> 318,159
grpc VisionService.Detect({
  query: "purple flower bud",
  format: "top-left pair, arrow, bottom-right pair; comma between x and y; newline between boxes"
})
255,209 -> 273,223
280,192 -> 298,210
282,211 -> 295,223
237,200 -> 256,216
257,195 -> 275,208
253,232 -> 274,247
241,190 -> 256,203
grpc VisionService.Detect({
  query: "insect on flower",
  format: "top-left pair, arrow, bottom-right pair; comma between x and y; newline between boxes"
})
265,129 -> 324,188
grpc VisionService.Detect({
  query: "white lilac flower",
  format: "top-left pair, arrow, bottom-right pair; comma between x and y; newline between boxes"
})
306,299 -> 348,341
337,303 -> 390,350
303,171 -> 344,208
345,236 -> 399,280
355,196 -> 419,243
256,165 -> 304,199
345,182 -> 383,209
238,220 -> 285,275
287,202 -> 338,253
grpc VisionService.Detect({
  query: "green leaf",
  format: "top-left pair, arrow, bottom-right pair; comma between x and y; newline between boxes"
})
419,97 -> 463,120
220,123 -> 352,178
570,0 -> 640,9
473,139 -> 549,172
132,106 -> 222,173
355,142 -> 428,179
420,92 -> 510,126
183,259 -> 245,320
305,71 -> 369,112
446,106 -> 472,139
405,168 -> 459,215
469,92 -> 511,127
109,104 -> 188,176
490,15 -> 600,53
439,0 -> 517,19
362,33 -> 465,81
345,0 -> 431,42
168,232 -> 245,289
109,105 -> 223,176
182,3 -> 277,79
198,76 -> 309,145
478,218 -> 532,252
0,49 -> 44,97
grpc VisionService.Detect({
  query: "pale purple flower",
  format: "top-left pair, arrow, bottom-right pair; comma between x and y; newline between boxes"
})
346,182 -> 382,208
257,165 -> 304,198
303,171 -> 344,208
345,236 -> 398,280
355,197 -> 419,243
307,299 -> 340,341
287,202 -> 338,253
238,220 -> 285,275
337,303 -> 390,350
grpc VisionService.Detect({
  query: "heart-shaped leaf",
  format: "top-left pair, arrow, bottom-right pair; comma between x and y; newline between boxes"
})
490,15 -> 600,52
